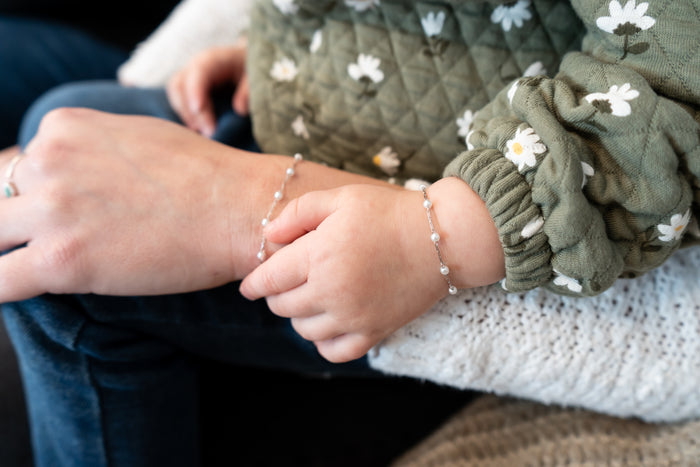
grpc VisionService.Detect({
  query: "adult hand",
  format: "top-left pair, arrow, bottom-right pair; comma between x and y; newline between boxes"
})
0,108 -> 278,302
240,181 -> 504,363
166,44 -> 249,137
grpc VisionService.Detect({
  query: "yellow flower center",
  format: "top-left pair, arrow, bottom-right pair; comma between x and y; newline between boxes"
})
675,224 -> 685,232
372,155 -> 382,166
512,142 -> 524,155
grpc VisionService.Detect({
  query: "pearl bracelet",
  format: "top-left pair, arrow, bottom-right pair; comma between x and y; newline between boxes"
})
257,153 -> 303,262
420,184 -> 458,296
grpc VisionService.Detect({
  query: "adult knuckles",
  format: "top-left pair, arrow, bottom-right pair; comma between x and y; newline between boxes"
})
33,235 -> 86,288
31,108 -> 94,172
37,181 -> 75,212
39,107 -> 93,131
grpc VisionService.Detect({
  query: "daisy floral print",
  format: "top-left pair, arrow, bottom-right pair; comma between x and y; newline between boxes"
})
596,1 -> 655,59
348,54 -> 384,97
657,210 -> 692,242
553,270 -> 583,293
491,0 -> 533,32
292,115 -> 310,140
521,216 -> 545,239
310,30 -> 322,53
273,0 -> 298,15
585,83 -> 639,117
372,147 -> 400,175
523,61 -> 547,77
345,0 -> 380,12
270,57 -> 298,82
421,11 -> 449,57
421,11 -> 445,37
456,109 -> 475,146
505,127 -> 547,172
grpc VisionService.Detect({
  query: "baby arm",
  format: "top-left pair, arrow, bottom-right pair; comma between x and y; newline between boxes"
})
240,177 -> 504,363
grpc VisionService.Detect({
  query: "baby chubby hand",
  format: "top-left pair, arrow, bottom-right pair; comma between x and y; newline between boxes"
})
239,184 -> 449,363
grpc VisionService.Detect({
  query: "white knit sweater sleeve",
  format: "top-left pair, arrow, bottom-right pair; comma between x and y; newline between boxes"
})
117,0 -> 253,88
369,246 -> 700,423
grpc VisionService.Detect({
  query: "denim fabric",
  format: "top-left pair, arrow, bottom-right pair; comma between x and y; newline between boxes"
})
4,81 -> 376,467
0,16 -> 128,148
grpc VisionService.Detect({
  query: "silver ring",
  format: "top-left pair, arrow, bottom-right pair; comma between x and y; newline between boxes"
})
3,151 -> 25,198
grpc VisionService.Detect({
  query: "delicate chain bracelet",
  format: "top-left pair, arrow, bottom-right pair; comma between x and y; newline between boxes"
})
257,153 -> 303,262
420,184 -> 458,295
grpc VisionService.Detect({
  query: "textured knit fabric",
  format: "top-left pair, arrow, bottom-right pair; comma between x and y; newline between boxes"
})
370,246 -> 700,423
246,0 -> 700,297
393,395 -> 700,466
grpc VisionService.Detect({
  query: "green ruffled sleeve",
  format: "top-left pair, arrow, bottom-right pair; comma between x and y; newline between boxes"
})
446,0 -> 700,296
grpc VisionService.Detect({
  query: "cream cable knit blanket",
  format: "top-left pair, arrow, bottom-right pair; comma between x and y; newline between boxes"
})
118,0 -> 700,424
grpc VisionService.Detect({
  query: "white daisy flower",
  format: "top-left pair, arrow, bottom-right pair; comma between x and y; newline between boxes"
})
344,0 -> 380,12
523,61 -> 547,77
456,109 -> 475,138
521,216 -> 545,239
421,11 -> 446,37
348,54 -> 384,84
465,130 -> 475,150
657,210 -> 691,242
270,57 -> 298,82
504,127 -> 547,172
291,115 -> 310,140
404,179 -> 431,191
372,146 -> 400,175
596,0 -> 655,34
310,30 -> 323,53
273,0 -> 298,15
584,83 -> 639,117
553,270 -> 583,293
581,162 -> 595,188
491,0 -> 533,32
507,80 -> 520,105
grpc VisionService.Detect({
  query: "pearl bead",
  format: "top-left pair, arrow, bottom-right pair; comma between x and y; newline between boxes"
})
294,153 -> 303,161
440,265 -> 450,275
274,191 -> 283,201
261,218 -> 269,227
423,199 -> 432,209
448,285 -> 458,295
286,167 -> 295,176
256,250 -> 266,262
430,232 -> 440,243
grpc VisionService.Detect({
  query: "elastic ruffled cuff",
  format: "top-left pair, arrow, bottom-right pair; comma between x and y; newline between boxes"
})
444,148 -> 552,293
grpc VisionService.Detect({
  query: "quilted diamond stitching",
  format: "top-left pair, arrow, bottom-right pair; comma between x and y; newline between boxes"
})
251,0 -> 586,181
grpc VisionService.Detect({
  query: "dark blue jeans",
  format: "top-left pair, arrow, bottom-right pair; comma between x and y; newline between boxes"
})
3,82 -> 377,467
0,16 -> 127,148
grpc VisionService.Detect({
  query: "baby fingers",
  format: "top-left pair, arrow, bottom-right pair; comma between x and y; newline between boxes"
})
290,314 -> 344,343
264,284 -> 320,318
239,233 -> 313,300
315,333 -> 375,363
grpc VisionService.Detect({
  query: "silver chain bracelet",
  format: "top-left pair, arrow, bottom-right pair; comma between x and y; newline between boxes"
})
257,153 -> 303,262
420,184 -> 458,295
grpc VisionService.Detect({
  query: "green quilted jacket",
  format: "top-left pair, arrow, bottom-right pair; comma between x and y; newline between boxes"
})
247,0 -> 700,296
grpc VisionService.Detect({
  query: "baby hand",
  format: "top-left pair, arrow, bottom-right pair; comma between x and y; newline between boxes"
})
240,185 -> 449,363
